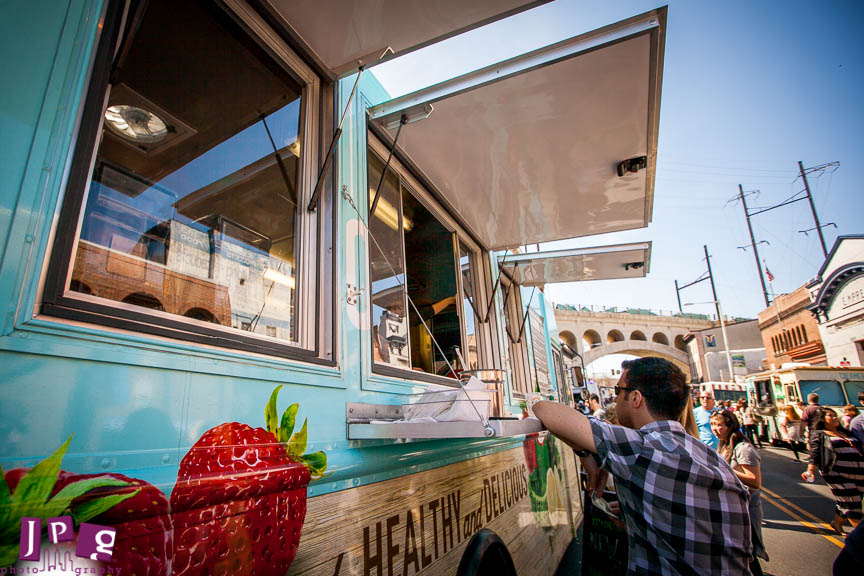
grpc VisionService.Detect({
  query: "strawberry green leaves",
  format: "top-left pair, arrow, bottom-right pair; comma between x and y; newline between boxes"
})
266,385 -> 283,435
286,420 -> 307,459
300,452 -> 328,479
0,436 -> 138,568
279,404 -> 298,445
264,387 -> 328,479
70,489 -> 140,524
9,436 -> 71,515
49,477 -> 132,519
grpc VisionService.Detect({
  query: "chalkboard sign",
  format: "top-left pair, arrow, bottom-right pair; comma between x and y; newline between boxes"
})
581,492 -> 628,576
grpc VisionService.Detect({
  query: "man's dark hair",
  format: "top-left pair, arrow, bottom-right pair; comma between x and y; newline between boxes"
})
621,357 -> 689,420
589,394 -> 600,403
808,392 -> 820,404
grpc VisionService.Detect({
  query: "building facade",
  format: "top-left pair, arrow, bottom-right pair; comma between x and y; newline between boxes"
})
807,236 -> 864,367
685,318 -> 765,383
758,284 -> 826,368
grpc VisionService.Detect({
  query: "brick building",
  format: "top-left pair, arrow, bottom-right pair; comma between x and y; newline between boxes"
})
758,284 -> 826,368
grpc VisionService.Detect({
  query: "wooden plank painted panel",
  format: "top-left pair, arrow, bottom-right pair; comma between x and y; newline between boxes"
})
289,436 -> 583,576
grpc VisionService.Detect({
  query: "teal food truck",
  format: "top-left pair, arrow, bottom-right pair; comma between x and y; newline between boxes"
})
0,1 -> 665,574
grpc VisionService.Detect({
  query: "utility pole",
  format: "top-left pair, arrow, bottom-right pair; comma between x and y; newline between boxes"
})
798,161 -> 828,258
675,280 -> 682,314
704,245 -> 722,322
738,185 -> 770,307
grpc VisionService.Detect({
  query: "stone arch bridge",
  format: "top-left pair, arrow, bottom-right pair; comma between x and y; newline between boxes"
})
554,306 -> 718,377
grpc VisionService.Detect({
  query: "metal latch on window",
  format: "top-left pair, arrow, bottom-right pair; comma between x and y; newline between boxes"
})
346,284 -> 363,305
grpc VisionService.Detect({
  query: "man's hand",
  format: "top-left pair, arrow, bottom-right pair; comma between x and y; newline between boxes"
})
580,454 -> 608,498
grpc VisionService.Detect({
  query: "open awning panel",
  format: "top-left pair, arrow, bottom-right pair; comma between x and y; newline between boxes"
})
266,0 -> 551,77
369,8 -> 666,250
499,242 -> 651,286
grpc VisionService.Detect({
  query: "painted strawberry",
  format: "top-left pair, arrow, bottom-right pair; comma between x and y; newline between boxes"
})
0,436 -> 143,569
522,435 -> 538,473
55,471 -> 172,576
170,386 -> 327,576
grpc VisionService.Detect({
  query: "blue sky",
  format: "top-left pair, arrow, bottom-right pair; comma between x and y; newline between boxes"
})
371,0 -> 864,320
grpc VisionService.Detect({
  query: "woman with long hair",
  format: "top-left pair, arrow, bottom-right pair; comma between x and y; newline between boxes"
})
711,410 -> 768,576
784,401 -> 803,461
815,407 -> 864,535
679,394 -> 699,438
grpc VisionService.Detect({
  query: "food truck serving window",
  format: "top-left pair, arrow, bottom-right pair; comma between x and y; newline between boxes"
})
367,141 -> 485,382
798,380 -> 846,406
43,0 -> 330,360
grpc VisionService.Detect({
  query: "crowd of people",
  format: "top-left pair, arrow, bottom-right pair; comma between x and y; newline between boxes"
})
533,357 -> 864,575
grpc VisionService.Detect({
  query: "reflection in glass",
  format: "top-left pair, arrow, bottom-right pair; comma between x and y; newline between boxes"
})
798,380 -> 845,407
460,245 -> 479,370
368,154 -> 409,368
69,0 -> 303,342
402,189 -> 459,378
502,281 -> 530,395
844,381 -> 864,407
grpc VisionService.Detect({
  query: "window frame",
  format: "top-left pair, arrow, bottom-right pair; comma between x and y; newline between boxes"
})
365,133 -> 494,387
499,274 -> 532,399
40,0 -> 334,363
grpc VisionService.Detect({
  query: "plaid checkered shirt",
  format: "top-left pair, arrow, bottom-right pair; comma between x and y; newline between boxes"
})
590,418 -> 753,575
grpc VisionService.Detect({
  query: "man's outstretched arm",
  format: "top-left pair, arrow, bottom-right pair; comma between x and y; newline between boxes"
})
533,401 -> 598,454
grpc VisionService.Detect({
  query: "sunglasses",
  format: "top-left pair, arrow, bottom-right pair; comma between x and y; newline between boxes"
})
615,385 -> 636,395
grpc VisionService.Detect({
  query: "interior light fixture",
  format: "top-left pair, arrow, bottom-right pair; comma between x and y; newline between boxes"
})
263,268 -> 296,289
104,105 -> 168,143
368,190 -> 413,232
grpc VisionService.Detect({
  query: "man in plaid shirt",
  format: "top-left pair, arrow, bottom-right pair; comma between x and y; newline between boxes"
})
534,357 -> 753,575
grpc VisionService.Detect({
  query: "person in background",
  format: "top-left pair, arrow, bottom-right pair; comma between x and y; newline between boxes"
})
843,404 -> 860,429
693,391 -> 719,450
740,399 -> 764,448
533,357 -> 752,575
801,393 -> 824,483
589,393 -> 606,420
603,402 -> 619,426
815,408 -> 864,535
711,410 -> 769,576
850,392 -> 864,446
784,401 -> 803,461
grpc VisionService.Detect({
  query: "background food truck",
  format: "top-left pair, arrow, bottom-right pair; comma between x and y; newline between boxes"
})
745,366 -> 864,440
699,382 -> 748,404
0,0 -> 665,574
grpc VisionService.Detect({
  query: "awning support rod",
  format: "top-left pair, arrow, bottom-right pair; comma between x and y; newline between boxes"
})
369,114 -> 407,219
482,253 -> 510,324
307,67 -> 365,212
261,115 -> 297,205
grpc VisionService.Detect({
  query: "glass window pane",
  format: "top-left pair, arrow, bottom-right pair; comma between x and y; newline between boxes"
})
402,188 -> 460,378
798,380 -> 845,406
69,0 -> 304,342
459,245 -> 479,371
843,381 -> 864,407
502,282 -> 529,395
368,155 -> 409,368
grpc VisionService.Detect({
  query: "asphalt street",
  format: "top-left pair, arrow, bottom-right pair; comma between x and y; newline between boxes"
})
758,445 -> 851,576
